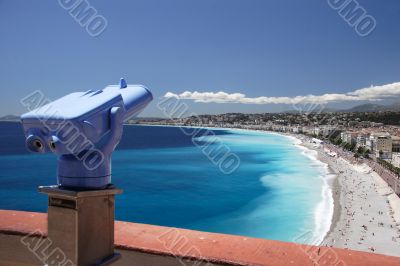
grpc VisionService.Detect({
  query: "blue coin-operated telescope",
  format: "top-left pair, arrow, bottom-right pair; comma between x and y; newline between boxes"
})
21,78 -> 153,189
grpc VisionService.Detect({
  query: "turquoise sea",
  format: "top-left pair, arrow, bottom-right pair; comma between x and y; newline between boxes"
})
0,122 -> 333,243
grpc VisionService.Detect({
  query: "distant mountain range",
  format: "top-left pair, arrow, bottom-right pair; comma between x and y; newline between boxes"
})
339,102 -> 400,112
283,102 -> 400,113
0,115 -> 19,121
2,102 -> 400,121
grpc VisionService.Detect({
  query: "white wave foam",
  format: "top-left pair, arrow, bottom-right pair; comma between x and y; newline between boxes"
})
223,129 -> 335,244
228,130 -> 335,244
283,134 -> 335,245
294,140 -> 334,244
172,126 -> 335,244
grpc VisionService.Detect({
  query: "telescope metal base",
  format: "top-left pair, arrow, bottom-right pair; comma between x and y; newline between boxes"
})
57,174 -> 111,190
39,185 -> 123,266
95,252 -> 122,266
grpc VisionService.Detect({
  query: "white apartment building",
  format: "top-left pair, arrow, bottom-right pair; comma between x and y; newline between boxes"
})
341,131 -> 357,145
302,126 -> 313,135
321,126 -> 339,137
366,135 -> 374,152
356,134 -> 367,148
392,153 -> 400,168
292,126 -> 301,133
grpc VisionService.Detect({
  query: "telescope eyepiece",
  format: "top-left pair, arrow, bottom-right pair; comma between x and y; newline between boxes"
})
49,141 -> 56,150
26,135 -> 45,153
34,140 -> 43,149
48,135 -> 62,153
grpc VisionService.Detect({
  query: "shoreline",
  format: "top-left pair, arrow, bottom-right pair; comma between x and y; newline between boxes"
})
211,128 -> 400,256
179,126 -> 336,245
134,124 -> 400,256
138,125 -> 338,246
292,133 -> 400,257
199,127 -> 400,256
290,135 -> 340,243
281,133 -> 336,245
193,127 -> 336,245
326,168 -> 342,245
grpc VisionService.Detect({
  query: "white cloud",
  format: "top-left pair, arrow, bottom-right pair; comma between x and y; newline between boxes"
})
163,82 -> 400,105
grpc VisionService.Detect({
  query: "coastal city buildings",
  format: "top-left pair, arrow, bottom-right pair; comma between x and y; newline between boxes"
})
133,111 -> 400,179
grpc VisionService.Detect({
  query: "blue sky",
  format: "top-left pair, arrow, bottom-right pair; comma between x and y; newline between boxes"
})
1,0 -> 400,117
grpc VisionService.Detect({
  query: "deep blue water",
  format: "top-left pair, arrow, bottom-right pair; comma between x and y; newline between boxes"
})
0,122 -> 332,243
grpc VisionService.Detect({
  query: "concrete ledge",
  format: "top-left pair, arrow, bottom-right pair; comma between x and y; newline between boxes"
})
1,210 -> 400,266
0,210 -> 46,237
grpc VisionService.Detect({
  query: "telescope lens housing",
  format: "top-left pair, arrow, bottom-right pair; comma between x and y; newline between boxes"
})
34,140 -> 42,149
26,135 -> 45,153
20,79 -> 153,189
49,141 -> 56,150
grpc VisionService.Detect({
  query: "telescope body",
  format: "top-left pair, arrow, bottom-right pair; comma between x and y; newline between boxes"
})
21,79 -> 153,189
